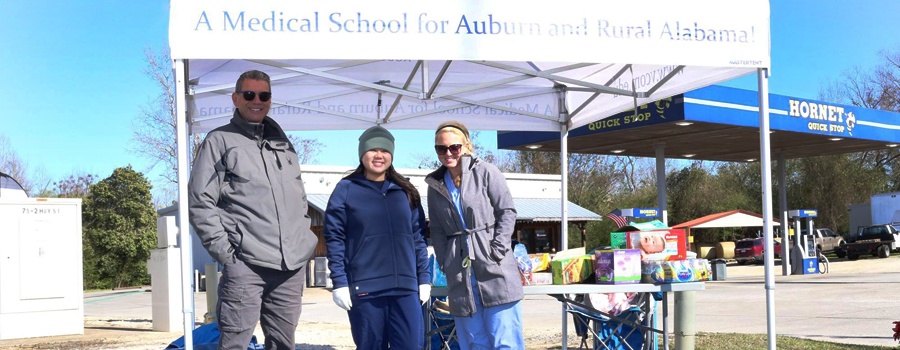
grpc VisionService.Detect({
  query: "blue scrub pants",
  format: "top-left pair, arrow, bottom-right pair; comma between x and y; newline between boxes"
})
453,274 -> 525,350
348,292 -> 424,350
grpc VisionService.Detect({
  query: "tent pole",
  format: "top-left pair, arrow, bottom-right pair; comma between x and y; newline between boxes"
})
560,122 -> 569,250
778,152 -> 789,276
654,143 -> 667,226
174,58 -> 196,350
419,60 -> 429,99
758,68 -> 777,350
558,120 -> 569,350
557,84 -> 569,251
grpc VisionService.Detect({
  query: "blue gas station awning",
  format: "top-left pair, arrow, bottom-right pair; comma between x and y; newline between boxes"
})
498,85 -> 900,162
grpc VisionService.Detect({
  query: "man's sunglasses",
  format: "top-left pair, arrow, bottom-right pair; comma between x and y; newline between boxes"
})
434,144 -> 463,155
239,90 -> 272,102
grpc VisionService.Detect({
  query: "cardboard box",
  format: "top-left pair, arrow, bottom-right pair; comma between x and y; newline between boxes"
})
618,229 -> 687,261
553,247 -> 586,260
595,249 -> 641,284
530,272 -> 553,285
641,258 -> 710,283
550,255 -> 594,285
610,231 -> 627,249
529,253 -> 551,272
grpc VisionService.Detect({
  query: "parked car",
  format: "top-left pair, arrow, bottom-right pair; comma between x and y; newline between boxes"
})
735,237 -> 765,265
773,228 -> 845,258
835,224 -> 900,260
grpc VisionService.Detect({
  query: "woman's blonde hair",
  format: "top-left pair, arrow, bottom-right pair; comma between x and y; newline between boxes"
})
434,120 -> 474,155
435,120 -> 474,188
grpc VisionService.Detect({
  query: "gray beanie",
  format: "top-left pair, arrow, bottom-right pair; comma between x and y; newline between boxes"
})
358,125 -> 395,159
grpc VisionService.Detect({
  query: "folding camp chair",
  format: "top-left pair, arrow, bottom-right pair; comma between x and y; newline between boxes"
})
425,297 -> 459,350
555,293 -> 659,350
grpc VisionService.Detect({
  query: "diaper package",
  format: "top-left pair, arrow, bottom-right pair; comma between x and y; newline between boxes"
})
641,258 -> 710,283
613,229 -> 687,261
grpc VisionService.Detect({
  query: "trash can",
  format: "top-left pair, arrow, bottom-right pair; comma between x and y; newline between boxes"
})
711,259 -> 727,281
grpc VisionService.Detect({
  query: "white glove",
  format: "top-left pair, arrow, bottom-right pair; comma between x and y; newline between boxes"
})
332,287 -> 352,311
419,284 -> 431,304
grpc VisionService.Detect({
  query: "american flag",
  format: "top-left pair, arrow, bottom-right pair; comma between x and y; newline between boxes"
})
604,209 -> 628,228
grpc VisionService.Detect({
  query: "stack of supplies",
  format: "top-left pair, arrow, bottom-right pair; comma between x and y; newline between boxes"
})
612,229 -> 687,261
529,252 -> 552,285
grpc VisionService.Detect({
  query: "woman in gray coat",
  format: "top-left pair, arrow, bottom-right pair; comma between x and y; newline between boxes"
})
425,120 -> 524,349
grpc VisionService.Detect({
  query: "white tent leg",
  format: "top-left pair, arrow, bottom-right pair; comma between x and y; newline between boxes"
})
558,82 -> 570,253
558,123 -> 570,349
777,153 -> 790,275
758,68 -> 777,350
560,122 -> 569,250
175,58 -> 196,350
655,143 -> 668,226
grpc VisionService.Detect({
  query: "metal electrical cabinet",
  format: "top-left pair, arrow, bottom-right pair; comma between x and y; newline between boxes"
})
313,257 -> 332,288
0,198 -> 84,340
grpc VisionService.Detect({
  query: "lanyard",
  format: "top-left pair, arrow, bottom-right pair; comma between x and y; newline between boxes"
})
444,171 -> 475,268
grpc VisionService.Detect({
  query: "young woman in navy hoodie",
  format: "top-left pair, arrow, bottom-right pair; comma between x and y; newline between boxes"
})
323,126 -> 431,349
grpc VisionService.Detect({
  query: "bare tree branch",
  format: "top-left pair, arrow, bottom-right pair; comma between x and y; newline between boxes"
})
0,134 -> 32,194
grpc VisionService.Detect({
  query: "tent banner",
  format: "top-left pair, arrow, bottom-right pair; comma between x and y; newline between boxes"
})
170,0 -> 769,68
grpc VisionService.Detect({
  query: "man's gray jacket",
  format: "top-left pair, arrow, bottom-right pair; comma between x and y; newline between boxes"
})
188,112 -> 318,271
425,156 -> 523,317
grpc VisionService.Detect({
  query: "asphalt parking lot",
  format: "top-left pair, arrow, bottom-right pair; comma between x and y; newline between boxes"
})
692,256 -> 900,347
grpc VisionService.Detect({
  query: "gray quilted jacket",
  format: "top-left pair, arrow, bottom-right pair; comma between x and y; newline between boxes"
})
188,112 -> 318,271
425,156 -> 523,317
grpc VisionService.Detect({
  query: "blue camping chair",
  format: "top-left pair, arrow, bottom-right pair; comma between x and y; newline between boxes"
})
555,293 -> 657,350
425,296 -> 459,350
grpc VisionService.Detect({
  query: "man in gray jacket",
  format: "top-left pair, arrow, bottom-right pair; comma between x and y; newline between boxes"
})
188,70 -> 318,350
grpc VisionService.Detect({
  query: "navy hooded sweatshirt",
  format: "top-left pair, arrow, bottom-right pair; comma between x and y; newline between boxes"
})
323,173 -> 430,296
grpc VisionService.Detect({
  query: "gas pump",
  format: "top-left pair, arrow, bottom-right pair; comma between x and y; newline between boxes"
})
788,209 -> 820,275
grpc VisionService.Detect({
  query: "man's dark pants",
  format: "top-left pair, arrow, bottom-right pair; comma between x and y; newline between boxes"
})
217,256 -> 305,350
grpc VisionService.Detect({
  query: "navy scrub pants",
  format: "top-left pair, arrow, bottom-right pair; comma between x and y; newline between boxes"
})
348,292 -> 424,350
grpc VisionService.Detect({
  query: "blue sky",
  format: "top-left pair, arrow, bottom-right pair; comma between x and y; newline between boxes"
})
2,1 -> 900,198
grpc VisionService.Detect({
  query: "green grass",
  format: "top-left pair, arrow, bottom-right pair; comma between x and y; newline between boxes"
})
691,332 -> 896,350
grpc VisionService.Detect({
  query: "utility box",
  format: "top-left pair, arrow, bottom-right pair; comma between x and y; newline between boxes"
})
148,247 -> 183,331
0,198 -> 84,340
314,257 -> 331,288
156,216 -> 178,248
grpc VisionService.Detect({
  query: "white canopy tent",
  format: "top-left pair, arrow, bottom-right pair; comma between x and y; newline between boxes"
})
169,1 -> 775,349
